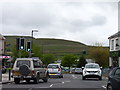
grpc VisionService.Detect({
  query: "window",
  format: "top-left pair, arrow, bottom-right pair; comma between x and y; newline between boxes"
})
47,65 -> 59,69
116,39 -> 119,49
111,40 -> 114,50
16,60 -> 30,67
114,69 -> 120,77
33,61 -> 41,68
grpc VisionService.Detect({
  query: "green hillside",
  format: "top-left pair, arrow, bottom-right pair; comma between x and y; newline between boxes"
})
4,36 -> 89,57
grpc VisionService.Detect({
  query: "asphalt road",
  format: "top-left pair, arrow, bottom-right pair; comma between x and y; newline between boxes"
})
2,74 -> 107,90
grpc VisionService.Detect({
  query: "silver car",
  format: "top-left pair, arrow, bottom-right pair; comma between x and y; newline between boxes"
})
47,64 -> 63,78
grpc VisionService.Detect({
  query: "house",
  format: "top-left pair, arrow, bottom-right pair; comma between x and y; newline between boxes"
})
0,34 -> 5,56
108,31 -> 120,67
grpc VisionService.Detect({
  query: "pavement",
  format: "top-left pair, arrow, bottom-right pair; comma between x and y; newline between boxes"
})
1,72 -> 14,84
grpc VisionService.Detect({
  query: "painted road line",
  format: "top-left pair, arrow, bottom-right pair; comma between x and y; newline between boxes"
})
72,74 -> 77,79
102,85 -> 107,89
49,84 -> 53,88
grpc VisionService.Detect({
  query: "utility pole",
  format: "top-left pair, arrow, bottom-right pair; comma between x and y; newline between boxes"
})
31,29 -> 38,57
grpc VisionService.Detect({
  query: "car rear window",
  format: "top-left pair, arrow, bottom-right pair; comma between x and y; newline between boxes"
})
48,65 -> 59,69
16,60 -> 30,67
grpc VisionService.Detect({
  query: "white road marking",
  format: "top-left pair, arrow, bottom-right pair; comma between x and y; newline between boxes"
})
102,85 -> 107,89
49,84 -> 53,88
62,82 -> 65,84
72,74 -> 77,79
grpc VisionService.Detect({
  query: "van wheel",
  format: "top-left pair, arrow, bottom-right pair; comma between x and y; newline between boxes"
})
43,73 -> 49,82
34,75 -> 39,84
99,77 -> 102,80
82,76 -> 85,80
107,84 -> 114,90
14,78 -> 20,84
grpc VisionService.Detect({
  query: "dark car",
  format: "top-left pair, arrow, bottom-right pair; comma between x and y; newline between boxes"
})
107,67 -> 120,90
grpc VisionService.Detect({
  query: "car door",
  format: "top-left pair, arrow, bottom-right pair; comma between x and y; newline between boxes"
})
33,60 -> 44,78
111,68 -> 120,89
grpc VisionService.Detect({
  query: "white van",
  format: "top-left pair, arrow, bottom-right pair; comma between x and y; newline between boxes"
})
47,64 -> 63,78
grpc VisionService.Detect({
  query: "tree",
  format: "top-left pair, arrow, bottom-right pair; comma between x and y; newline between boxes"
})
77,55 -> 87,68
42,54 -> 56,66
32,45 -> 42,58
61,54 -> 77,69
89,43 -> 109,67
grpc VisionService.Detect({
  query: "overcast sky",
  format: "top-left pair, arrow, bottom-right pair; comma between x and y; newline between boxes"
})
0,0 -> 119,46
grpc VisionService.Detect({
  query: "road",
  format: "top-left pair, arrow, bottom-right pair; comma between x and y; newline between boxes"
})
2,74 -> 107,90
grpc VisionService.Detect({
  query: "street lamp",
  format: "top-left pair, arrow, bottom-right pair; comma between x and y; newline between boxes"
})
32,29 -> 38,38
31,29 -> 38,57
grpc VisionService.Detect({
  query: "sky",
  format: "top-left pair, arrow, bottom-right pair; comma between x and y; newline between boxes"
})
0,0 -> 119,46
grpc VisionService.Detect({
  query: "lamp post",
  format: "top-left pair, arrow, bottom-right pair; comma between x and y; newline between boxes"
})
31,29 -> 38,57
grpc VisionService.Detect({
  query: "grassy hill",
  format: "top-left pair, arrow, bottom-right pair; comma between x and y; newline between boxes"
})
4,36 -> 93,58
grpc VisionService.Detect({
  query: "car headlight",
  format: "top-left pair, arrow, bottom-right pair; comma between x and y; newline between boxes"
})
84,70 -> 87,73
98,70 -> 101,73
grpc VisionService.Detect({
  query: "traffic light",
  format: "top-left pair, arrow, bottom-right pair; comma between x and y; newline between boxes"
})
16,38 -> 20,50
20,38 -> 24,50
26,41 -> 31,52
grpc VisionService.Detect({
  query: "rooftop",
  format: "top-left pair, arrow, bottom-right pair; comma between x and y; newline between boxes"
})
108,31 -> 120,39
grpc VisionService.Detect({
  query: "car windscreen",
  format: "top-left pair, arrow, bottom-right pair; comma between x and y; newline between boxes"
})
47,65 -> 59,69
85,64 -> 99,68
16,60 -> 30,67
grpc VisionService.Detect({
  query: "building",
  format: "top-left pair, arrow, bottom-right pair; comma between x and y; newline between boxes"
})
108,31 -> 120,67
0,34 -> 5,56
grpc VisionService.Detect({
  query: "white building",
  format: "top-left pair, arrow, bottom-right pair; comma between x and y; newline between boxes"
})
0,34 -> 5,55
108,31 -> 120,67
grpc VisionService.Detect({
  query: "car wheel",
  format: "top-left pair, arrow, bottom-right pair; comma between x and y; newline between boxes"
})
82,76 -> 85,80
19,64 -> 30,76
34,75 -> 39,84
43,73 -> 49,83
14,78 -> 20,84
107,84 -> 113,90
61,75 -> 63,78
99,77 -> 102,80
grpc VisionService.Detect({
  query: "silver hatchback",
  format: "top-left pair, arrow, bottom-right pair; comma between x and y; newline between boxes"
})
47,64 -> 63,78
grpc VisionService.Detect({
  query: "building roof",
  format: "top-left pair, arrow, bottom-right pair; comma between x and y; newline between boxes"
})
0,34 -> 5,40
108,31 -> 120,39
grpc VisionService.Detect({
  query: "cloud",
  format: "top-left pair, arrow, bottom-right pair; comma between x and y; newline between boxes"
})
1,2 -> 118,46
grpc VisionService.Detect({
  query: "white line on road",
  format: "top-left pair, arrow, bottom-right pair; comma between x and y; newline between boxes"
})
102,85 -> 106,89
49,84 -> 53,88
62,82 -> 65,84
72,74 -> 77,79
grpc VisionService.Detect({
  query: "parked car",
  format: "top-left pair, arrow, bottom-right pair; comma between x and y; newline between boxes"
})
2,66 -> 7,73
107,67 -> 120,90
75,68 -> 82,74
47,63 -> 63,78
82,63 -> 102,80
70,68 -> 75,73
12,58 -> 49,84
